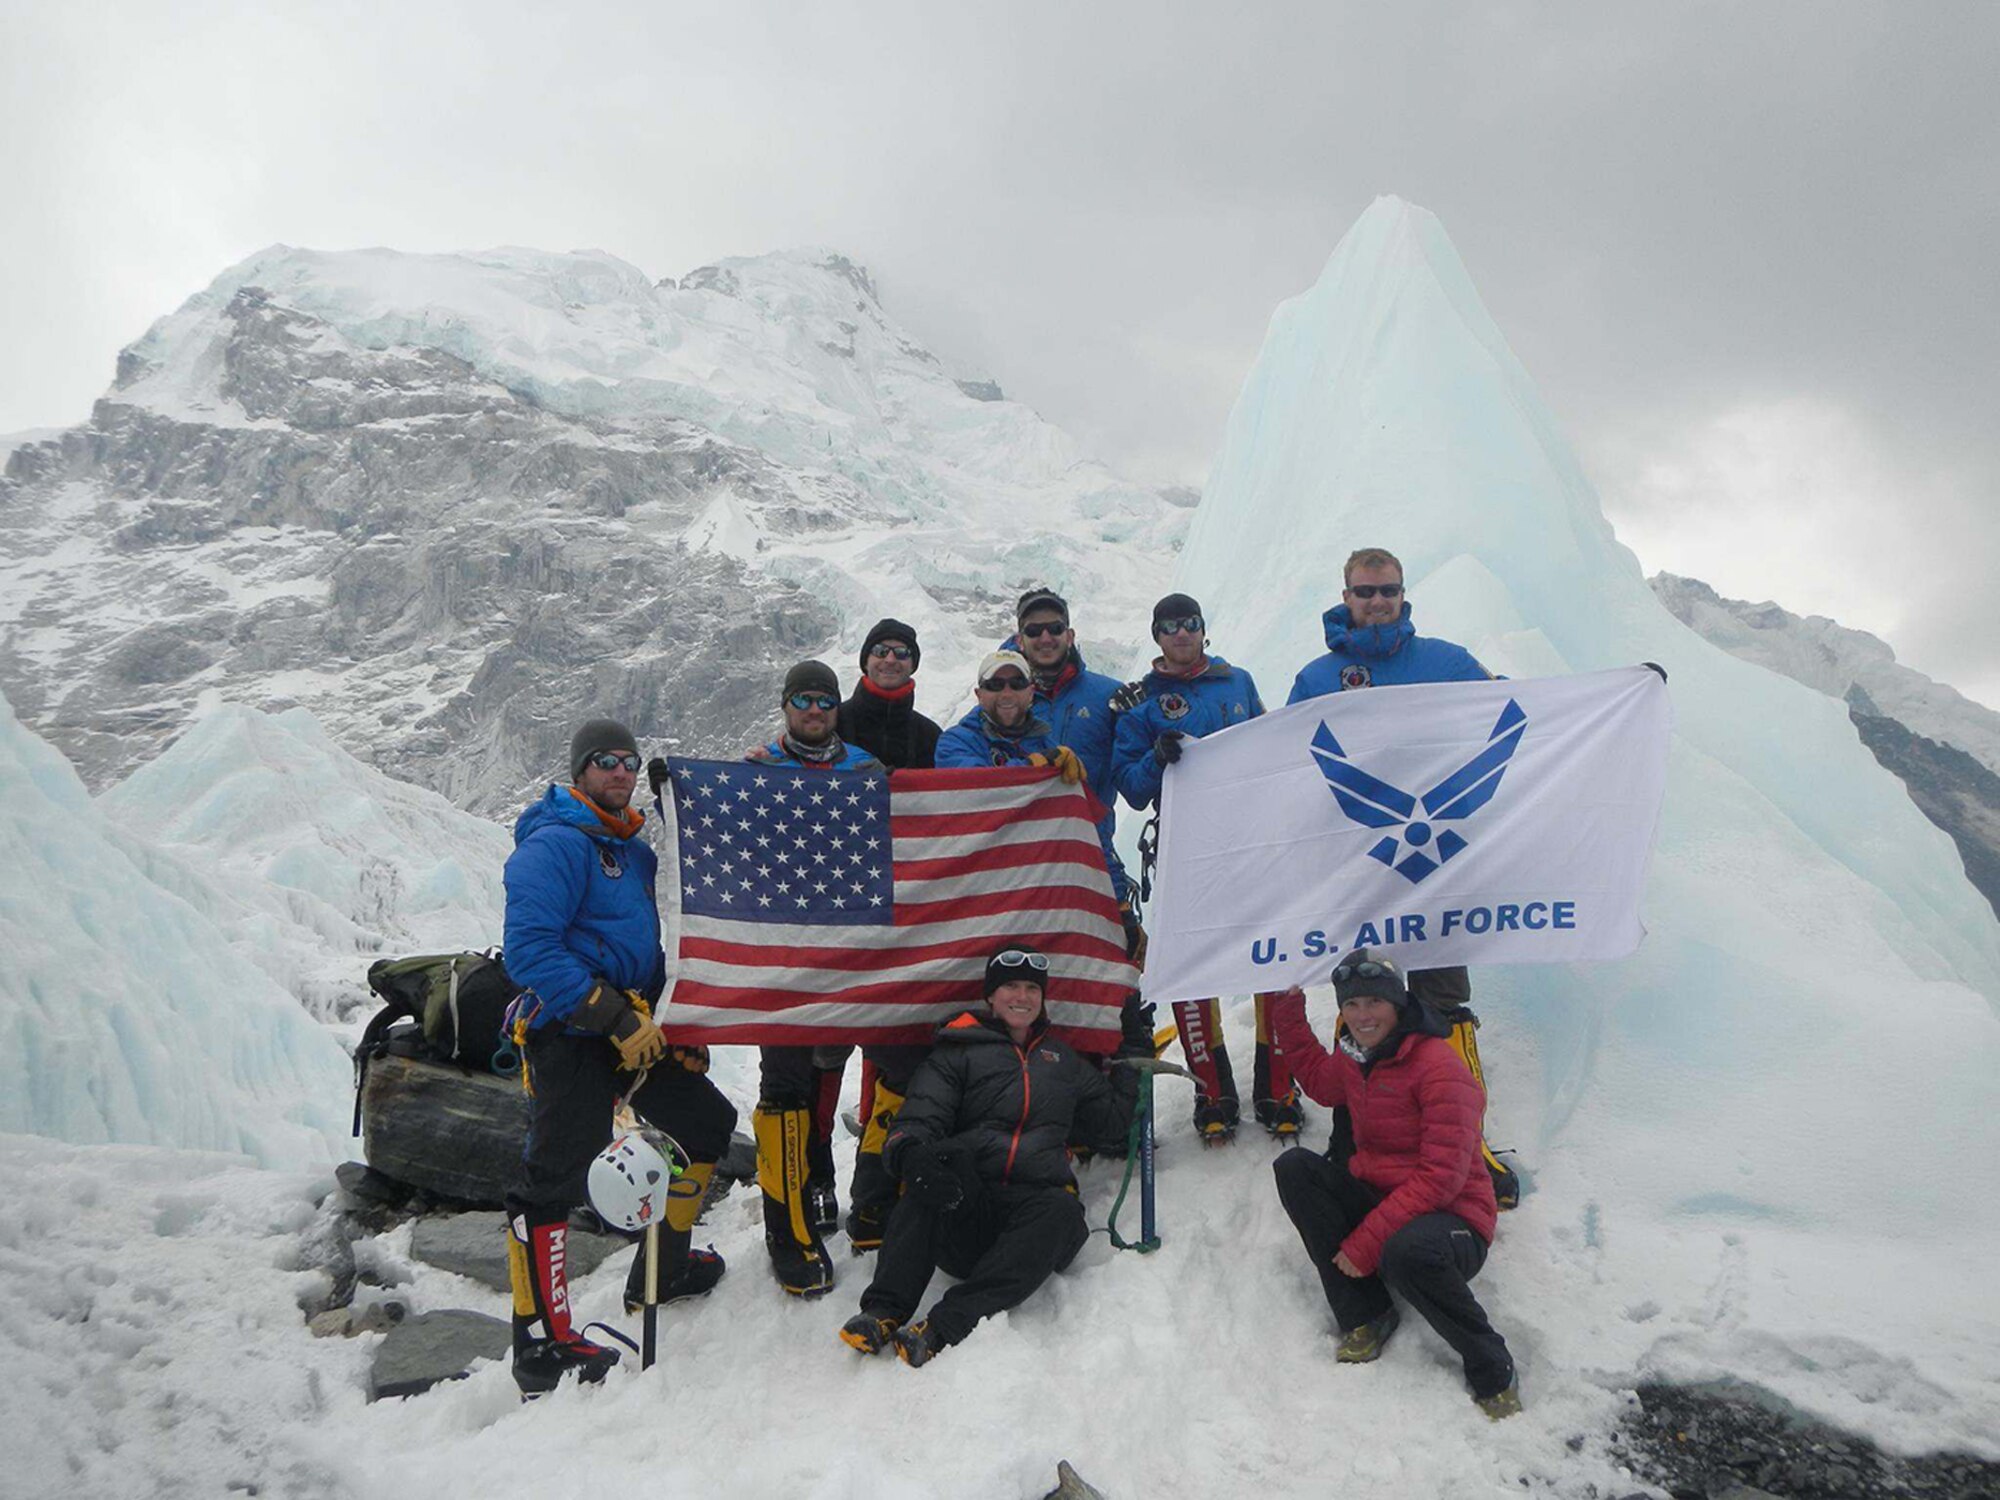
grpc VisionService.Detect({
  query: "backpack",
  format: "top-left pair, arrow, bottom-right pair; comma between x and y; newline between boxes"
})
352,950 -> 524,1135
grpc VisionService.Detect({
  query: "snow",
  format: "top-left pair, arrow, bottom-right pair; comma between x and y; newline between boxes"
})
0,689 -> 349,1165
1167,194 -> 2000,1436
99,694 -> 513,1021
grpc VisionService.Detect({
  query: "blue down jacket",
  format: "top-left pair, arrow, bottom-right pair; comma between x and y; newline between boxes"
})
1288,604 -> 1491,703
1110,656 -> 1265,809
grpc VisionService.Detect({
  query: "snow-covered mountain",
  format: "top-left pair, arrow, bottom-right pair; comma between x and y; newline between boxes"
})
1652,571 -> 2000,776
1654,571 -> 2000,916
0,246 -> 1181,813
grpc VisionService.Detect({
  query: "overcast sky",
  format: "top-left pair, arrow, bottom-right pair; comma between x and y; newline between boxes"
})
5,2 -> 1996,705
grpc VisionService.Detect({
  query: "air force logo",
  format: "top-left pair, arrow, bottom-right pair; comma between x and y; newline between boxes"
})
1309,699 -> 1527,884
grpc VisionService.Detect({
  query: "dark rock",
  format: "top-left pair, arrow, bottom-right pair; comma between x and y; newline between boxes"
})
360,1052 -> 529,1205
716,1131 -> 757,1185
336,1161 -> 411,1205
409,1211 -> 625,1292
367,1309 -> 510,1400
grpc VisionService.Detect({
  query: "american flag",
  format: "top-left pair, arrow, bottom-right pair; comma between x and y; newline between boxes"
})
659,759 -> 1137,1049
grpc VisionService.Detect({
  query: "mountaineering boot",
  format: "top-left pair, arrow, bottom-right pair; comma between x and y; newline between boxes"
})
1252,1017 -> 1306,1139
1335,1307 -> 1400,1364
1173,998 -> 1240,1141
838,1313 -> 900,1355
845,1079 -> 907,1250
622,1161 -> 728,1313
754,1103 -> 836,1297
1474,1381 -> 1523,1420
807,1116 -> 840,1238
507,1209 -> 620,1398
892,1317 -> 945,1368
1438,1007 -> 1520,1209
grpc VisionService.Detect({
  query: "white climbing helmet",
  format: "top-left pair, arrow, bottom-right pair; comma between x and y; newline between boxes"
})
587,1130 -> 682,1232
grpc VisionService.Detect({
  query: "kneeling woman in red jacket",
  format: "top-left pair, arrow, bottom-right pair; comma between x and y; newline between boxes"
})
1267,951 -> 1519,1417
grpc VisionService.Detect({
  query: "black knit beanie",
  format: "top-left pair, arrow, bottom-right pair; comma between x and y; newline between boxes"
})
782,660 -> 840,702
1151,592 -> 1204,637
1015,587 -> 1069,625
1333,948 -> 1410,1008
983,947 -> 1049,997
859,618 -> 921,673
569,717 -> 639,782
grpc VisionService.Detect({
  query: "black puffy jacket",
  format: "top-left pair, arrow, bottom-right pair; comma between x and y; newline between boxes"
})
836,685 -> 942,770
883,1009 -> 1139,1190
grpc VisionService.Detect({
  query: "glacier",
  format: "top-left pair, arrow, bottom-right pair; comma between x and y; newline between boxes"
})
1169,195 -> 2000,1432
0,688 -> 349,1165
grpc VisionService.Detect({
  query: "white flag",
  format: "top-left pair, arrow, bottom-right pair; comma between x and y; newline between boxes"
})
1141,666 -> 1670,1004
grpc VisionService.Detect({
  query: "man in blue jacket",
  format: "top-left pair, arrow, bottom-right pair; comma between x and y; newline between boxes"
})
501,717 -> 737,1398
1110,594 -> 1302,1143
1286,548 -> 1517,1209
1006,588 -> 1135,942
746,661 -> 885,1296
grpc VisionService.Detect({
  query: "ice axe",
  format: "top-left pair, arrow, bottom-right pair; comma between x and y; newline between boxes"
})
588,1076 -> 687,1372
1106,1055 -> 1196,1252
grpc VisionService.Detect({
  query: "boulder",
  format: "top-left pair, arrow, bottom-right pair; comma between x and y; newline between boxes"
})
410,1211 -> 626,1293
367,1309 -> 511,1400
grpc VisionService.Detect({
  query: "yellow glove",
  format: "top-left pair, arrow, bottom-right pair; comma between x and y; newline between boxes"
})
666,1044 -> 710,1074
612,1015 -> 667,1072
1049,745 -> 1085,785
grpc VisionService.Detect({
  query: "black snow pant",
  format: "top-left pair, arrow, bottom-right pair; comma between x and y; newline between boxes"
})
859,1179 -> 1090,1347
507,1028 -> 738,1220
1272,1146 -> 1514,1399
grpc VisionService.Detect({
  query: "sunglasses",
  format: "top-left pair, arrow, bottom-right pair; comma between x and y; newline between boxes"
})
993,949 -> 1051,970
868,643 -> 913,660
1333,959 -> 1398,984
587,752 -> 643,773
980,675 -> 1032,692
1019,621 -> 1068,640
1155,614 -> 1205,637
1346,584 -> 1404,600
787,692 -> 840,712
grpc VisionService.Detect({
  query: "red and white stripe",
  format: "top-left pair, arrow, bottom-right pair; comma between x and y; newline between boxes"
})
663,767 -> 1135,1048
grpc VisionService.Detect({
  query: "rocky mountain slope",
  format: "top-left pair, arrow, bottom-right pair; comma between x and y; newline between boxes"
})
0,246 -> 1181,813
1653,571 -> 2000,916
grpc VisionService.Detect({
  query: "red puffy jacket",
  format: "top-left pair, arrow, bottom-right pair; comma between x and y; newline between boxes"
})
1267,991 -> 1497,1276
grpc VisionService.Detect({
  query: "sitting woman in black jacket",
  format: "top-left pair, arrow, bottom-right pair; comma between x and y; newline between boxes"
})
838,946 -> 1145,1366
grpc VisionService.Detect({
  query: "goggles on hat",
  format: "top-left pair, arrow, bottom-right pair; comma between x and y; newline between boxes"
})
1333,958 -> 1399,984
993,949 -> 1051,971
787,691 -> 840,712
586,751 -> 643,773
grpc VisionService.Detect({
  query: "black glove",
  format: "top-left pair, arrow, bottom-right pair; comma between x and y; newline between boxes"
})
1153,731 -> 1185,767
902,1143 -> 965,1211
1119,995 -> 1157,1055
647,756 -> 671,797
1109,680 -> 1147,714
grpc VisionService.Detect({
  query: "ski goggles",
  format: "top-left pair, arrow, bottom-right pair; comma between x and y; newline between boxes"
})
992,949 -> 1051,971
979,674 -> 1032,692
867,643 -> 913,660
1332,958 -> 1400,985
787,691 -> 840,712
1019,620 -> 1068,640
1154,614 -> 1205,637
1346,583 -> 1404,599
585,752 -> 643,773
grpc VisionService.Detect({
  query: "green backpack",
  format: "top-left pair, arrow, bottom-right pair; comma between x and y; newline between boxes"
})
351,950 -> 524,1134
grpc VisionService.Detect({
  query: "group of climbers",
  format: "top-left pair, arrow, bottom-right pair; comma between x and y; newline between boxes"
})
494,545 -> 1522,1414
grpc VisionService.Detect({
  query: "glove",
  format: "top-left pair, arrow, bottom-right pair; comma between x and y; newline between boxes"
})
647,756 -> 671,797
902,1143 -> 965,1211
1119,994 -> 1157,1055
1049,745 -> 1085,784
665,1044 -> 710,1074
1153,731 -> 1185,767
1109,680 -> 1146,714
744,745 -> 776,763
570,983 -> 668,1071
612,1015 -> 667,1072
1642,661 -> 1668,682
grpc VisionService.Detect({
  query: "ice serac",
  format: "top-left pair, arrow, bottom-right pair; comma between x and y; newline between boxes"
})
0,688 -> 349,1165
99,695 -> 512,1020
1176,195 -> 2000,1430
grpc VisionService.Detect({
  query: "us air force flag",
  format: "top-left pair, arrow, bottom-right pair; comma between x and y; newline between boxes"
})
1141,666 -> 1670,1005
